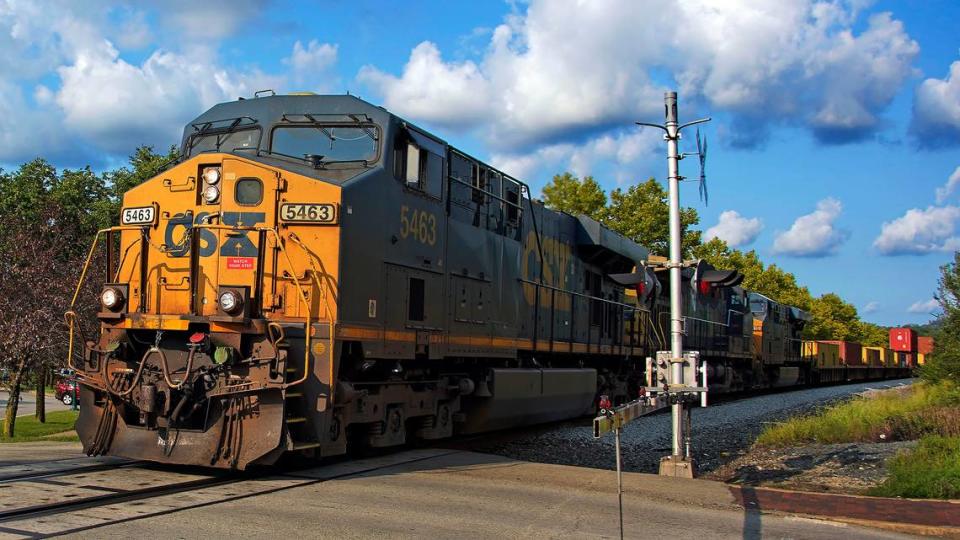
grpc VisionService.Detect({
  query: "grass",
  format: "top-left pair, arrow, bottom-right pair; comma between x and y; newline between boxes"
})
0,410 -> 79,443
869,436 -> 960,499
756,382 -> 960,447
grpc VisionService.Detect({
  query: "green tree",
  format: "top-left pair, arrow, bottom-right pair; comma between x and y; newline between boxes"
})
922,253 -> 960,383
0,147 -> 176,436
692,238 -> 812,310
541,172 -> 607,221
604,179 -> 701,257
805,293 -> 863,342
542,174 -> 701,257
106,145 -> 179,202
859,322 -> 889,347
0,159 -> 57,233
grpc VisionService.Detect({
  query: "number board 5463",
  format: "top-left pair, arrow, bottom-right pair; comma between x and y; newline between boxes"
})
280,203 -> 338,224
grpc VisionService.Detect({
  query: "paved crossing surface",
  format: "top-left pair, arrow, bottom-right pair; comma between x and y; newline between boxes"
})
0,443 -> 922,539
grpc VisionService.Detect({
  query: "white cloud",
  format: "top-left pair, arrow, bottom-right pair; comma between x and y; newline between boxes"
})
156,0 -> 265,41
490,129 -> 661,187
359,1 -> 918,149
873,205 -> 960,255
911,60 -> 960,147
113,8 -> 152,50
705,210 -> 764,247
907,298 -> 940,314
358,42 -> 494,130
936,166 -> 960,204
863,301 -> 880,314
772,198 -> 848,257
0,2 -> 339,163
285,40 -> 338,90
54,41 -> 277,152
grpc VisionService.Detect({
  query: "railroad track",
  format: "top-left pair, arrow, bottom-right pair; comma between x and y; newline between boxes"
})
0,457 -> 136,484
0,449 -> 458,539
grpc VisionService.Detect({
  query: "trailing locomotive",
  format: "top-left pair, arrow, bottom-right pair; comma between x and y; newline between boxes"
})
65,93 -> 910,469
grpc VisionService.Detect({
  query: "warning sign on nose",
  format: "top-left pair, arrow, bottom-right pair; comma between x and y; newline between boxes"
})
226,257 -> 255,270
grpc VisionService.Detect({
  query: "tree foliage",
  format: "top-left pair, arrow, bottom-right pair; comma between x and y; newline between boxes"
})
540,172 -> 607,221
922,253 -> 960,383
692,239 -> 876,342
541,173 -> 701,257
0,146 -> 173,436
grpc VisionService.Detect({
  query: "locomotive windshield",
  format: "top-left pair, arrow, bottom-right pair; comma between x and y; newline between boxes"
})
188,128 -> 261,155
271,125 -> 379,165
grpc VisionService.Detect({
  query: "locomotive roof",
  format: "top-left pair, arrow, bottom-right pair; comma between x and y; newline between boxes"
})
183,93 -> 652,265
182,93 -> 393,143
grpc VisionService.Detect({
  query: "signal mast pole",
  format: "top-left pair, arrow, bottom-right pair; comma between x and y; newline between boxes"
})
664,93 -> 684,462
637,92 -> 710,477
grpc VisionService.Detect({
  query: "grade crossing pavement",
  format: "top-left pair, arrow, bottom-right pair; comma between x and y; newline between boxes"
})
0,442 -> 918,539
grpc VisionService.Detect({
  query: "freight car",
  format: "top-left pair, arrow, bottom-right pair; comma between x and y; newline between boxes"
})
64,93 -> 910,469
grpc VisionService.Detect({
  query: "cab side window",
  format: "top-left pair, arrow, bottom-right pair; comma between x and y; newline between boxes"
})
395,129 -> 443,199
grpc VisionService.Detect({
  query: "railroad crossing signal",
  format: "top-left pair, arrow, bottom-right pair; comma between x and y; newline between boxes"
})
593,395 -> 667,438
593,352 -> 708,539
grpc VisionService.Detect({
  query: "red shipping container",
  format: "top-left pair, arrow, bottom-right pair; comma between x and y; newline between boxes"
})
820,340 -> 863,365
889,328 -> 918,352
918,336 -> 934,355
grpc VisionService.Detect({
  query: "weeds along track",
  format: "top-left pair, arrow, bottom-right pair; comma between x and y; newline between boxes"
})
0,449 -> 458,539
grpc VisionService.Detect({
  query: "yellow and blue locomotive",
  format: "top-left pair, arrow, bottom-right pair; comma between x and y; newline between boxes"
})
66,93 -> 899,469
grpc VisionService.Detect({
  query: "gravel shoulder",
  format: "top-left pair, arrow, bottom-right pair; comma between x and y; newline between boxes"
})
704,441 -> 917,494
469,379 -> 916,477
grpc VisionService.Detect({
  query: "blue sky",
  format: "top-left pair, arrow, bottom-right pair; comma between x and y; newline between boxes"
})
1,0 -> 959,327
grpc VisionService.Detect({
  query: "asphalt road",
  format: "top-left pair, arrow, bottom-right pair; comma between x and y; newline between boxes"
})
0,446 -> 908,540
0,390 -> 71,417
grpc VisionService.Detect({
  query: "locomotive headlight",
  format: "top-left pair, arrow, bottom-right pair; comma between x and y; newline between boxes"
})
203,185 -> 220,203
100,287 -> 123,311
218,291 -> 243,314
202,167 -> 221,185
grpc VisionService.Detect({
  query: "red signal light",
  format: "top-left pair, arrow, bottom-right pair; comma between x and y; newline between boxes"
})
188,332 -> 206,344
698,280 -> 711,295
636,281 -> 646,297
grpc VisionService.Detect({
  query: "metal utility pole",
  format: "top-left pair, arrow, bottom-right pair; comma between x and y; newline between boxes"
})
637,92 -> 710,478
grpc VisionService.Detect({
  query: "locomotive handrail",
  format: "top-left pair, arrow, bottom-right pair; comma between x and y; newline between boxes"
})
191,223 -> 313,389
286,232 -> 337,402
517,278 -> 646,312
66,225 -> 152,378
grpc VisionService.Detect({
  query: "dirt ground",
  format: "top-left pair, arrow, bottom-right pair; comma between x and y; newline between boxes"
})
705,440 -> 917,495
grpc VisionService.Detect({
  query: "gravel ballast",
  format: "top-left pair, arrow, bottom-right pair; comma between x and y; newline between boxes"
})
468,378 -> 915,475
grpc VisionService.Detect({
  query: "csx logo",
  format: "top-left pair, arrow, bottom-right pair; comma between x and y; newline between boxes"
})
164,211 -> 265,257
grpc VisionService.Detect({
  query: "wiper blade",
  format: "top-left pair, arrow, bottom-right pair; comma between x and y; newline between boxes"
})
191,116 -> 257,135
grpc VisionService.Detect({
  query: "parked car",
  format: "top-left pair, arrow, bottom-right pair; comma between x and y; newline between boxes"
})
55,378 -> 79,406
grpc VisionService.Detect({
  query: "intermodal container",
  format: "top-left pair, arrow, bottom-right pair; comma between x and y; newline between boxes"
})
895,350 -> 908,368
885,348 -> 897,367
805,341 -> 840,368
822,340 -> 863,365
918,336 -> 934,355
889,328 -> 918,352
862,346 -> 883,366
917,353 -> 927,366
